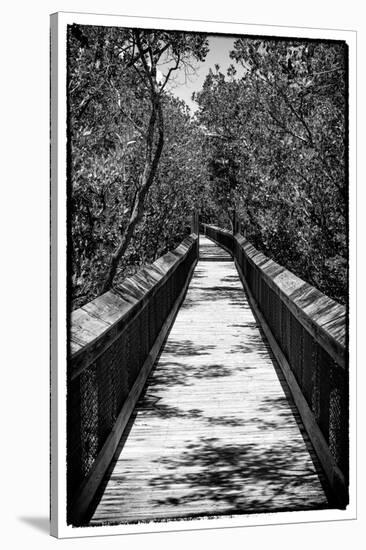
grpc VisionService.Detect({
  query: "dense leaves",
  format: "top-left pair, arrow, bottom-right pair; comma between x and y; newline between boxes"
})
69,27 -> 348,309
194,39 -> 347,304
68,25 -> 209,308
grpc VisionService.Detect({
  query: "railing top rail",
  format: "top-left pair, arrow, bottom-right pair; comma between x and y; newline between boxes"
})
69,233 -> 198,380
200,222 -> 232,235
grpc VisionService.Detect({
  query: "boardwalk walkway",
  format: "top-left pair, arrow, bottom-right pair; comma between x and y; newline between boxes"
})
88,236 -> 330,525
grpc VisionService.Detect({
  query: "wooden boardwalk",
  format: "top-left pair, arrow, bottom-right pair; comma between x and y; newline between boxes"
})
88,236 -> 330,525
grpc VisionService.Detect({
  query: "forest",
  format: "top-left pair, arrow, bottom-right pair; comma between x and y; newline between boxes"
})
68,25 -> 348,310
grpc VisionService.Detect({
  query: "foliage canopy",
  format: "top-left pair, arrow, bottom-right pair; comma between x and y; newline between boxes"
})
68,27 -> 348,308
194,38 -> 347,303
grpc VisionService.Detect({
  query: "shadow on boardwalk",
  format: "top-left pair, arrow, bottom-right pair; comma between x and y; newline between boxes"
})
148,436 -> 329,514
87,237 -> 332,525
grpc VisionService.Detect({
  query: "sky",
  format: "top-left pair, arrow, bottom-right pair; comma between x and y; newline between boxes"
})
160,35 -> 244,113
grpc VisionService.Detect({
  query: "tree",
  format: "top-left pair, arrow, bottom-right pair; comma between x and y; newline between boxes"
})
193,66 -> 252,229
98,29 -> 208,292
68,25 -> 209,307
194,38 -> 347,303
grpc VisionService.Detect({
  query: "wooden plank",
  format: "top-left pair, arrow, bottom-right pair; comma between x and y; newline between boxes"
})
70,257 -> 198,526
88,237 -> 329,525
82,290 -> 137,326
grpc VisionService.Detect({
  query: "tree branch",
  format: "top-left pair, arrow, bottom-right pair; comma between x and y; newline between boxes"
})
266,108 -> 308,144
134,30 -> 156,96
159,53 -> 181,93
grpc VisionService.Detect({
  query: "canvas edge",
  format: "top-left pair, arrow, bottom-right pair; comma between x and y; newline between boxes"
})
50,11 -> 59,539
49,10 -> 358,539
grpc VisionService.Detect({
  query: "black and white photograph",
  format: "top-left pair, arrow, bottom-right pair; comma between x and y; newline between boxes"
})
49,9 -> 357,540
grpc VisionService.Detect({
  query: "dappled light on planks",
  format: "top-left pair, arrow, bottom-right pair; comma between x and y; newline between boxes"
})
88,236 -> 329,525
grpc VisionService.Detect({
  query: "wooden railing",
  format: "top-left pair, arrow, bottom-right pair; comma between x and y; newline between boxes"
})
67,233 -> 199,525
201,223 -> 348,507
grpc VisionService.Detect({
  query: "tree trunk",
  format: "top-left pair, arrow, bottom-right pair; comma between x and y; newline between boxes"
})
101,97 -> 164,293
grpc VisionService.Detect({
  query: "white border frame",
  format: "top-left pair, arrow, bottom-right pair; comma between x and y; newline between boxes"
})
50,11 -> 357,539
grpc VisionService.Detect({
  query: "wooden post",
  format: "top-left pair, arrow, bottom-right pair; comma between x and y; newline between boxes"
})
191,209 -> 199,235
233,210 -> 240,235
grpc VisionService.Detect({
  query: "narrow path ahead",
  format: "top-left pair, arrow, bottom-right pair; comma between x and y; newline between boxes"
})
89,236 -> 329,525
